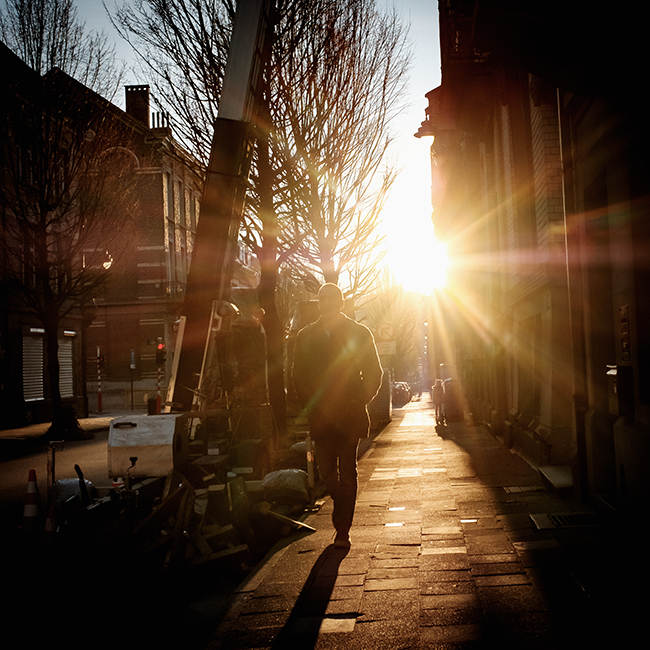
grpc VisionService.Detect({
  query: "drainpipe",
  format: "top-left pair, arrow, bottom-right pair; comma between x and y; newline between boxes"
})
557,89 -> 590,503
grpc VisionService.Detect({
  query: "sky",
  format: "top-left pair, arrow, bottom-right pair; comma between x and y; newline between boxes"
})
75,0 -> 443,292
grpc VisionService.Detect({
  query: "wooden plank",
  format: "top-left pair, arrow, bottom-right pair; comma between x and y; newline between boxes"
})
202,523 -> 239,548
188,527 -> 214,557
165,489 -> 195,569
132,483 -> 186,540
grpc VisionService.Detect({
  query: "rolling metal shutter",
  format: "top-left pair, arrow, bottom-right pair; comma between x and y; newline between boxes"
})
58,337 -> 74,398
23,334 -> 44,401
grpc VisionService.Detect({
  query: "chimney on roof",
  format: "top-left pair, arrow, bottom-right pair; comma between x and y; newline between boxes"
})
125,85 -> 150,128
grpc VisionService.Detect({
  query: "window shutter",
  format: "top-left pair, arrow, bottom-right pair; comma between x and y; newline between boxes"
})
23,335 -> 44,401
58,337 -> 74,398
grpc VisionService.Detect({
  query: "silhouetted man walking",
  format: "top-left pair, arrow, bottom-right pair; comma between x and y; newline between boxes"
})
292,284 -> 383,548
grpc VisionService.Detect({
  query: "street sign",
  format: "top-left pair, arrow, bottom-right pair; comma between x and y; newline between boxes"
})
377,341 -> 397,356
376,322 -> 395,342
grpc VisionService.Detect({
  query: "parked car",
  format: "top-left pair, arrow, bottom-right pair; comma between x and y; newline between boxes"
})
392,382 -> 412,407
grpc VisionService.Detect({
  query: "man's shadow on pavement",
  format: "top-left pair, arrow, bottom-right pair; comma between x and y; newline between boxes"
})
272,544 -> 351,649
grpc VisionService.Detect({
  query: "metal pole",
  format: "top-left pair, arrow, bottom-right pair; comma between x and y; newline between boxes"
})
47,441 -> 64,506
171,0 -> 272,411
130,349 -> 135,411
156,364 -> 162,413
97,346 -> 102,413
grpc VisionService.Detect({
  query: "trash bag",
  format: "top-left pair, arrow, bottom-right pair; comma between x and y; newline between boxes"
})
261,468 -> 309,504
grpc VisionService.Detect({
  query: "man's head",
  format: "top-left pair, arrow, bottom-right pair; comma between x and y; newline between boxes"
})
318,283 -> 345,320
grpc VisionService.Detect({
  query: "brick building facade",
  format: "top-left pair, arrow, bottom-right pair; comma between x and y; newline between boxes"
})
419,2 -> 648,510
85,85 -> 260,412
85,85 -> 204,412
1,42 -> 258,422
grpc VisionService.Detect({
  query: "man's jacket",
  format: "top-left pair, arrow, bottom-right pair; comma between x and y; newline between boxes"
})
292,314 -> 383,440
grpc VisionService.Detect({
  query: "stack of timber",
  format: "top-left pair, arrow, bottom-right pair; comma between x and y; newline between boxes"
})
130,468 -> 252,572
126,462 -> 315,574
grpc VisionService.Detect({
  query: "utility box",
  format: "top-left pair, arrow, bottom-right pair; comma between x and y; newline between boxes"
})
108,414 -> 189,478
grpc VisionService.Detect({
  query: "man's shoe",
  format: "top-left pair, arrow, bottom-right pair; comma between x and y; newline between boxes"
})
334,531 -> 350,549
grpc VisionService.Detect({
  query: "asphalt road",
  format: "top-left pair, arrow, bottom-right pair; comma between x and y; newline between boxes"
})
0,423 -> 245,650
0,431 -> 113,536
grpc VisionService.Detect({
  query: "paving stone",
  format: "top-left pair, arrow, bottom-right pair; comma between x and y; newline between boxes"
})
240,595 -> 295,615
321,555 -> 370,575
420,606 -> 484,627
332,573 -> 366,587
359,591 -> 420,622
460,517 -> 501,530
419,569 -> 472,583
420,593 -> 481,610
420,553 -> 471,571
419,623 -> 484,644
420,580 -> 477,595
319,617 -> 356,633
364,577 -> 419,591
328,585 -> 365,602
252,582 -> 303,599
421,545 -> 467,555
207,401 -> 628,649
466,534 -> 515,555
469,553 -> 518,564
477,585 -> 547,612
474,573 -> 531,587
372,546 -> 421,558
470,562 -> 526,576
422,538 -> 467,550
421,525 -> 463,537
207,623 -> 283,649
366,566 -> 418,580
323,598 -> 363,616
348,619 -> 419,648
371,556 -> 420,569
217,610 -> 292,633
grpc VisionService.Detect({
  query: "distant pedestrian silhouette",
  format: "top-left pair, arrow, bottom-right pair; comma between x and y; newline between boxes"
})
432,379 -> 444,423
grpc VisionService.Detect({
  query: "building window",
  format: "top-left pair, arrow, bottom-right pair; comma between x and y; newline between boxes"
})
59,333 -> 76,399
23,331 -> 44,402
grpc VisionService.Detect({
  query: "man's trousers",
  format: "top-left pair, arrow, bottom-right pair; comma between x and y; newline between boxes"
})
314,433 -> 360,534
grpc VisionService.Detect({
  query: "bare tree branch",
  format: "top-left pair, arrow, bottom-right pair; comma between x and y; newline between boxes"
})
1,0 -> 135,431
1,0 -> 125,99
107,0 -> 234,166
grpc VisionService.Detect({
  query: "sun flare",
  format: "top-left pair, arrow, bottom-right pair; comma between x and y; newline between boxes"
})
380,178 -> 449,294
385,222 -> 448,294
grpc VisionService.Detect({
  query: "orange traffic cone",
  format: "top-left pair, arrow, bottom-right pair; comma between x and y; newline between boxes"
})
22,468 -> 41,533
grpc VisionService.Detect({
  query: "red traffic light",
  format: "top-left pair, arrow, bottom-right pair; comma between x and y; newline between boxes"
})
156,342 -> 166,365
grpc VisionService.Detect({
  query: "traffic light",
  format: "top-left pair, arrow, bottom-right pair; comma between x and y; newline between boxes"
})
98,354 -> 105,370
156,342 -> 166,366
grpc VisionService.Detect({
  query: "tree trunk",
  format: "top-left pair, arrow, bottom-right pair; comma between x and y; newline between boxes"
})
258,258 -> 286,446
257,114 -> 287,449
44,316 -> 63,426
43,310 -> 85,440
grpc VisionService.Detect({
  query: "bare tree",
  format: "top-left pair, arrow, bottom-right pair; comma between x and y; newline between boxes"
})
360,269 -> 422,383
107,0 -> 235,169
109,0 -> 411,435
110,0 -> 409,295
271,0 -> 410,298
1,0 -> 137,435
1,0 -> 124,98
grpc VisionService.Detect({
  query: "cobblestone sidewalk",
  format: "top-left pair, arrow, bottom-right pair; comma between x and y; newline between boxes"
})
205,399 -> 640,649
